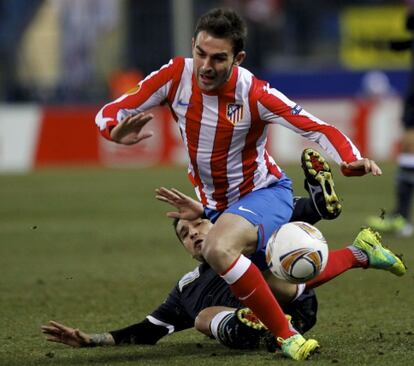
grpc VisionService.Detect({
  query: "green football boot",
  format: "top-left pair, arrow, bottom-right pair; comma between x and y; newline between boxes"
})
353,227 -> 407,276
277,334 -> 320,361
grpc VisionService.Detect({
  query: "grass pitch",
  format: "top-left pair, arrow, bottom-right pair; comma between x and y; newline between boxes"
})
0,163 -> 413,366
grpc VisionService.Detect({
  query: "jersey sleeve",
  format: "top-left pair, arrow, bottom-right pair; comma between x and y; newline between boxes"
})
109,284 -> 193,345
256,81 -> 362,164
95,56 -> 185,140
109,319 -> 169,345
146,284 -> 194,334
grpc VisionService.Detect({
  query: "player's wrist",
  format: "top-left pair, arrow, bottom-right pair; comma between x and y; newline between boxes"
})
89,333 -> 115,347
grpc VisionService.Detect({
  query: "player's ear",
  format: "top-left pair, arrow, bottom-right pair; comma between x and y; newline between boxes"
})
233,51 -> 246,66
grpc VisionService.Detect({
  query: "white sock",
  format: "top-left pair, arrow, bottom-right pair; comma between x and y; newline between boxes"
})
209,311 -> 234,339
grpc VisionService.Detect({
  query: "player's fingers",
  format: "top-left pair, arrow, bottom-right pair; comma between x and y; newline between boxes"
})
124,112 -> 144,123
340,161 -> 350,169
74,329 -> 87,342
40,325 -> 56,332
41,326 -> 61,336
170,188 -> 189,199
155,187 -> 169,197
363,158 -> 371,173
48,321 -> 73,333
120,114 -> 132,125
156,186 -> 169,194
166,212 -> 181,219
74,329 -> 83,337
155,195 -> 172,204
130,113 -> 154,126
135,131 -> 154,143
46,335 -> 65,343
159,187 -> 181,201
370,161 -> 382,176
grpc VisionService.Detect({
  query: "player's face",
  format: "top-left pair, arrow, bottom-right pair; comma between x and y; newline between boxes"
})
192,31 -> 245,92
176,218 -> 213,261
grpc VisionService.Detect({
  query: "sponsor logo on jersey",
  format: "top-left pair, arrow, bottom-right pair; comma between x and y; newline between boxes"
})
291,104 -> 302,115
178,99 -> 191,107
226,103 -> 244,125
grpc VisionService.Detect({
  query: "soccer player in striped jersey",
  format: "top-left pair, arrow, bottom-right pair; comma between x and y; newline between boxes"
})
95,8 -> 383,360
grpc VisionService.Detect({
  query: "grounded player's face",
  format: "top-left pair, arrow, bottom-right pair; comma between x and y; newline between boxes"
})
192,31 -> 245,92
176,218 -> 213,261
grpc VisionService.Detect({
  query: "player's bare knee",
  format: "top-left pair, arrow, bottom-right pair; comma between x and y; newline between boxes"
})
202,237 -> 234,272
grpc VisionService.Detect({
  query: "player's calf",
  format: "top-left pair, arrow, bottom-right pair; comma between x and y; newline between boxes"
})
301,148 -> 342,220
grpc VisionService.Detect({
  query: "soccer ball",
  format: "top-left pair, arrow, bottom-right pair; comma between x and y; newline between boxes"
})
265,222 -> 328,284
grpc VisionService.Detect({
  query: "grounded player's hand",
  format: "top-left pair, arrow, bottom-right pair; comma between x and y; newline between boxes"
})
41,320 -> 92,348
155,187 -> 204,220
340,159 -> 382,177
110,112 -> 154,145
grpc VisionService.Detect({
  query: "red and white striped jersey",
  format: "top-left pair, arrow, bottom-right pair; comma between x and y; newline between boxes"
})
96,57 -> 362,210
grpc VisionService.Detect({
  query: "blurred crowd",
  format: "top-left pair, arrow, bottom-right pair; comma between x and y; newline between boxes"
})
0,0 -> 406,103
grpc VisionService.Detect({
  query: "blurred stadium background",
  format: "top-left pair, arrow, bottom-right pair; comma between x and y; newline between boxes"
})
1,1 -> 413,365
0,0 -> 412,171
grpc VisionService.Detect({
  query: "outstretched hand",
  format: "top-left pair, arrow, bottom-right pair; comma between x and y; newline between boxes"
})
41,321 -> 93,348
155,187 -> 204,220
110,112 -> 154,145
340,158 -> 382,177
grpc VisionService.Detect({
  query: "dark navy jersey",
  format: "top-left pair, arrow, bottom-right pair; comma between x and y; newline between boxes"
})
148,262 -> 241,333
110,262 -> 317,345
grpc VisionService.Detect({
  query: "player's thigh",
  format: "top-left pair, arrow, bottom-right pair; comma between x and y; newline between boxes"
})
225,183 -> 294,270
203,213 -> 258,270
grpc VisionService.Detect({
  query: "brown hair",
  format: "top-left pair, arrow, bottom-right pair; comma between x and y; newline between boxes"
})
194,8 -> 247,56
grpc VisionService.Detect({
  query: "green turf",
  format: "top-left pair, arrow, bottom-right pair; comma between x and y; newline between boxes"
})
0,164 -> 413,366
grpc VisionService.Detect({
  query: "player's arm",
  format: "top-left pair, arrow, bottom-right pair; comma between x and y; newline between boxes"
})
41,319 -> 171,347
257,81 -> 382,177
95,57 -> 185,143
41,320 -> 115,347
42,293 -> 193,347
155,187 -> 204,220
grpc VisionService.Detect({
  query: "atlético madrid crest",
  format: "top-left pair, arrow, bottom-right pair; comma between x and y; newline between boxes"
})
226,103 -> 244,125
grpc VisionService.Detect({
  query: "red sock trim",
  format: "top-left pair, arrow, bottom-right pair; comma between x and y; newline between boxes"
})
221,254 -> 241,276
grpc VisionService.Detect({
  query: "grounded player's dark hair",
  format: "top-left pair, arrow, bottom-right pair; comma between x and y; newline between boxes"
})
194,8 -> 247,56
172,218 -> 182,243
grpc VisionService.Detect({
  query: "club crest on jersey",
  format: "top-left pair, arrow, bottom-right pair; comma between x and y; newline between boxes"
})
291,104 -> 302,115
226,103 -> 244,125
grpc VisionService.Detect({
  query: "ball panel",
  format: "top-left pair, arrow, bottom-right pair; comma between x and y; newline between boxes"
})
265,221 -> 329,283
